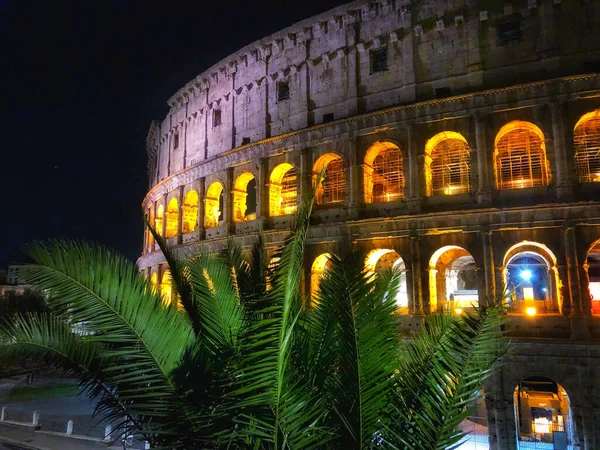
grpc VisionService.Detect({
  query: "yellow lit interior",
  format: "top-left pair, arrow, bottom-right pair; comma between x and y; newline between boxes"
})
146,208 -> 155,248
494,121 -> 550,190
313,153 -> 345,205
182,190 -> 199,233
363,142 -> 404,204
233,172 -> 256,223
269,163 -> 297,216
166,198 -> 178,238
160,269 -> 172,305
205,181 -> 223,228
150,272 -> 157,292
424,131 -> 471,196
155,204 -> 164,236
574,110 -> 600,183
310,253 -> 332,301
266,256 -> 281,290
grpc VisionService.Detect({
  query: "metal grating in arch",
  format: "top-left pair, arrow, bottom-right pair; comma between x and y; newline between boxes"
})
371,146 -> 404,203
429,137 -> 471,196
574,114 -> 600,183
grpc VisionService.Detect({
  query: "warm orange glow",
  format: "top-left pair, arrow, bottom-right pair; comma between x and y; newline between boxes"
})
266,256 -> 281,291
526,307 -> 537,316
494,121 -> 550,190
365,249 -> 408,309
160,269 -> 172,305
364,142 -> 404,204
205,181 -> 223,228
574,110 -> 600,183
429,245 -> 478,312
269,163 -> 297,216
155,204 -> 164,236
166,198 -> 178,238
454,308 -> 463,315
146,208 -> 155,248
182,190 -> 199,233
233,172 -> 257,222
310,253 -> 332,300
424,132 -> 471,196
313,153 -> 345,205
150,272 -> 157,292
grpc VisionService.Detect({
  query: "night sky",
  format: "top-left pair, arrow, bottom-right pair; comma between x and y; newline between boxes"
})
1,0 -> 346,266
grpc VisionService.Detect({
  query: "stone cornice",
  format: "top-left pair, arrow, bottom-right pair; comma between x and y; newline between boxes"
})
142,73 -> 600,207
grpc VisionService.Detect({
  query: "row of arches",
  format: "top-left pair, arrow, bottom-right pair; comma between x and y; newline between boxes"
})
146,113 -> 600,238
307,238 -> 600,316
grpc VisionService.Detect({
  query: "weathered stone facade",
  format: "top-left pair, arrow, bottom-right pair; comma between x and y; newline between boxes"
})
140,1 -> 600,448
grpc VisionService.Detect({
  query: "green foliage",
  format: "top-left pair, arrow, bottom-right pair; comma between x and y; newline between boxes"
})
0,186 -> 508,448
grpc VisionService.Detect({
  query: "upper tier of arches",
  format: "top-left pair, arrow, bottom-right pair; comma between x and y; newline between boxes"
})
144,111 -> 600,245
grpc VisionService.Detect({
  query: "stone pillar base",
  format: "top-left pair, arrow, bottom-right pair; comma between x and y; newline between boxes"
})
407,197 -> 422,214
570,315 -> 590,339
477,191 -> 493,206
557,184 -> 574,202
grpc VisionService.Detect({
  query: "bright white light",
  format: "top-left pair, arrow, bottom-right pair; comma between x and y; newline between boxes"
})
520,269 -> 532,281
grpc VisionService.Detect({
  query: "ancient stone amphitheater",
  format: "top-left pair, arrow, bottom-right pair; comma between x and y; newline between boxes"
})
139,1 -> 600,447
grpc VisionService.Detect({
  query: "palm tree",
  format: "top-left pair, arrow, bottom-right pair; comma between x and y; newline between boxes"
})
0,183 -> 507,449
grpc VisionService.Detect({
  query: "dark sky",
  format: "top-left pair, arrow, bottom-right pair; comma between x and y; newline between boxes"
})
1,0 -> 346,266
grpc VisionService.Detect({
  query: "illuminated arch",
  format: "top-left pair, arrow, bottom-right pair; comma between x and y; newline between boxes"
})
365,249 -> 408,309
205,181 -> 224,228
424,132 -> 471,196
494,121 -> 550,190
160,269 -> 172,305
574,110 -> 600,183
269,163 -> 297,216
166,198 -> 178,238
310,253 -> 332,299
146,207 -> 155,249
266,256 -> 281,291
429,246 -> 478,313
363,142 -> 404,204
233,172 -> 257,222
502,241 -> 561,314
155,204 -> 164,236
585,239 -> 600,314
150,272 -> 158,292
313,153 -> 345,205
182,190 -> 199,233
514,377 -> 575,446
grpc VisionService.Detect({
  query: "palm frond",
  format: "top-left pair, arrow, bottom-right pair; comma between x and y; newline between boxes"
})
388,306 -> 507,450
21,240 -> 195,426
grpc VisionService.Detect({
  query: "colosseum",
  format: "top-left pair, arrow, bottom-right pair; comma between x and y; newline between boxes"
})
139,0 -> 600,448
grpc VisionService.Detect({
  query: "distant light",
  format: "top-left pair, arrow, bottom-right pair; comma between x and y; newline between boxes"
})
526,307 -> 536,316
454,308 -> 463,315
520,269 -> 532,281
542,288 -> 547,292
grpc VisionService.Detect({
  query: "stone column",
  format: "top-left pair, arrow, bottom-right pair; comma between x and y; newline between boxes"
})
475,112 -> 492,206
197,177 -> 206,240
481,230 -> 496,306
299,147 -> 313,204
564,225 -> 590,338
176,185 -> 184,245
406,125 -> 422,213
224,167 -> 234,234
410,235 -> 424,314
257,157 -> 270,225
550,101 -> 573,200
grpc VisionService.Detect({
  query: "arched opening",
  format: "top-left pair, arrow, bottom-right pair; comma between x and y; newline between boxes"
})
269,163 -> 297,216
150,272 -> 157,292
574,110 -> 600,183
266,256 -> 280,291
425,131 -> 471,196
586,240 -> 600,314
514,377 -> 575,447
182,190 -> 199,233
429,246 -> 478,313
313,153 -> 345,205
365,249 -> 408,310
310,253 -> 332,300
166,198 -> 178,238
233,172 -> 257,222
155,204 -> 164,236
363,142 -> 404,204
494,121 -> 550,190
205,182 -> 224,228
146,208 -> 155,249
160,269 -> 172,305
503,242 -> 560,315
